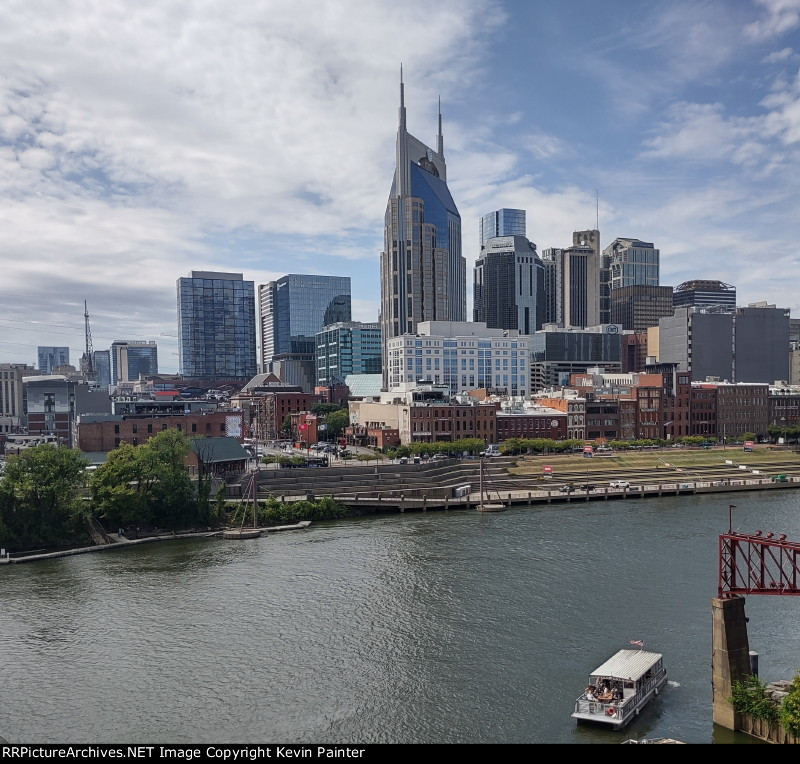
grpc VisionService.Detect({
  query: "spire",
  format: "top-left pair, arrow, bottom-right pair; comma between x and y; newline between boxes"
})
437,95 -> 444,156
398,63 -> 406,132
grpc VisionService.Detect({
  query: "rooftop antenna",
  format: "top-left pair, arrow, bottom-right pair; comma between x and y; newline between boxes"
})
81,300 -> 95,381
437,95 -> 444,156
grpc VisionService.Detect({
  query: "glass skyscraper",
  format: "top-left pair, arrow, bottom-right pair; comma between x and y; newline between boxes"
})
177,271 -> 257,381
110,340 -> 159,383
379,73 -> 466,387
473,235 -> 545,334
37,346 -> 69,374
315,322 -> 381,386
259,274 -> 351,391
479,209 -> 526,248
92,350 -> 111,388
604,238 -> 660,290
260,275 -> 351,365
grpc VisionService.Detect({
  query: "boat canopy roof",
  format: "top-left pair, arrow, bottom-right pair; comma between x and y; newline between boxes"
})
590,649 -> 663,682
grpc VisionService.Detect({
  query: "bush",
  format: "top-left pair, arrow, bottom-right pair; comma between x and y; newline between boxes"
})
729,675 -> 779,723
778,672 -> 800,738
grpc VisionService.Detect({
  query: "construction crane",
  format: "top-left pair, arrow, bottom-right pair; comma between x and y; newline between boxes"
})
80,299 -> 96,381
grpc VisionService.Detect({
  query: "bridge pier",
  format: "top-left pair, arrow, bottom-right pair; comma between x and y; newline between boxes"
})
711,596 -> 751,730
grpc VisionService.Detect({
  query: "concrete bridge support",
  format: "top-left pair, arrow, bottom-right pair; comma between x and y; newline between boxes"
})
711,596 -> 751,730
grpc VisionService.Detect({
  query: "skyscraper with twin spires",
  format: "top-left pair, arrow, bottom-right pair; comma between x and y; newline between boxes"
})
379,71 -> 466,387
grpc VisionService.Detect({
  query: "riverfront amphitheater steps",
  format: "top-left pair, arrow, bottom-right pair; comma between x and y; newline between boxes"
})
249,458 -> 515,499
235,454 -> 800,508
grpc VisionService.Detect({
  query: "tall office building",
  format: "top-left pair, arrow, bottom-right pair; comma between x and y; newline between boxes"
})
37,346 -> 70,374
473,235 -> 544,333
673,280 -> 736,310
379,74 -> 466,387
604,238 -> 660,290
541,232 -> 601,329
611,285 -> 674,331
177,271 -> 257,381
259,274 -> 351,391
93,350 -> 111,388
479,209 -> 526,247
0,363 -> 38,429
110,341 -> 158,384
315,322 -> 382,386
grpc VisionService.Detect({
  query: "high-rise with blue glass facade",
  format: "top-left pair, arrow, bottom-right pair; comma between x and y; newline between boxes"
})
110,340 -> 159,384
380,74 -> 466,388
259,274 -> 351,391
177,271 -> 257,381
37,346 -> 70,374
479,209 -> 526,248
315,322 -> 382,386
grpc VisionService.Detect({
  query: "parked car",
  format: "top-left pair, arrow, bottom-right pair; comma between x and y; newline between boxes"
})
431,453 -> 448,461
559,485 -> 575,493
577,484 -> 596,491
609,480 -> 630,489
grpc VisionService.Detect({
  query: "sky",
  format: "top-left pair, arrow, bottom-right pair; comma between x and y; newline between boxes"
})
1,0 -> 799,374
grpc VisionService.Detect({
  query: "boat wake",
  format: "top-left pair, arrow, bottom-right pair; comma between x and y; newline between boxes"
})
667,680 -> 680,688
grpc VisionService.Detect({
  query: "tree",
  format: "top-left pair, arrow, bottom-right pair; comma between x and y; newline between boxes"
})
0,445 -> 90,551
310,403 -> 344,417
90,430 -> 196,530
281,414 -> 292,435
89,442 -> 152,528
324,409 -> 349,438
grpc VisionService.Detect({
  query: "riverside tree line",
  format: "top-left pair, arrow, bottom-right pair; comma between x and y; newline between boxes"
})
0,430 -> 345,553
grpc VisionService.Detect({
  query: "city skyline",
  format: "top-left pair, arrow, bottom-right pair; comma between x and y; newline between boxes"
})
1,0 -> 799,373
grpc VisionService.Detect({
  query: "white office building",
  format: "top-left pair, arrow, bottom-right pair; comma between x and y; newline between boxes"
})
386,321 -> 530,396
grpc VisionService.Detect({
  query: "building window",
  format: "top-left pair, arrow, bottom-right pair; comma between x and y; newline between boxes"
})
114,424 -> 120,434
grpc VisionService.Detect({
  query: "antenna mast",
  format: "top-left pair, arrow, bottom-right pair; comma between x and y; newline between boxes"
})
81,300 -> 96,381
596,189 -> 599,231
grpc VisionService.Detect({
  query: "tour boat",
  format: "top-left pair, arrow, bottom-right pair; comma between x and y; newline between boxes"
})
571,647 -> 667,729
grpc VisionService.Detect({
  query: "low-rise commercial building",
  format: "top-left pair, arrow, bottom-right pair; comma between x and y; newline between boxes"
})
77,412 -> 243,452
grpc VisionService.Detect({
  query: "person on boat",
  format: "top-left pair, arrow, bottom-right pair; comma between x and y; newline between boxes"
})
611,687 -> 623,703
586,689 -> 598,701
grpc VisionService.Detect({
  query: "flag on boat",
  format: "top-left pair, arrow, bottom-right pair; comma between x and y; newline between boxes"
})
630,639 -> 644,647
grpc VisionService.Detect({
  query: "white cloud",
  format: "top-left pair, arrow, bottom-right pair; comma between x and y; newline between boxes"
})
745,0 -> 800,40
762,46 -> 795,62
0,0 -> 502,370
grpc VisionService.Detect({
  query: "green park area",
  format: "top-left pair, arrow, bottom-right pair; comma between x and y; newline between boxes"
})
510,445 -> 800,476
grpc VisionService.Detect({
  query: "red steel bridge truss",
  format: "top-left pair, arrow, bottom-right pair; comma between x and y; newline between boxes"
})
719,525 -> 800,597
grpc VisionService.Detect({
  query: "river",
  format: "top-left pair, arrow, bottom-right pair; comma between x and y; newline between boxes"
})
1,491 -> 799,744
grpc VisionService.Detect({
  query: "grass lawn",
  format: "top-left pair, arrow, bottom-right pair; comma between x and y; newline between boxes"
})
510,446 -> 800,475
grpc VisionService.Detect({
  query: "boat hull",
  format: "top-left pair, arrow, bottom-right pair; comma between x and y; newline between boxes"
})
572,672 -> 668,729
222,529 -> 262,540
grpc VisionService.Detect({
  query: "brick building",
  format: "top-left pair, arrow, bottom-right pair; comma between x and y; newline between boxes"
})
77,412 -> 243,452
495,408 -> 567,442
